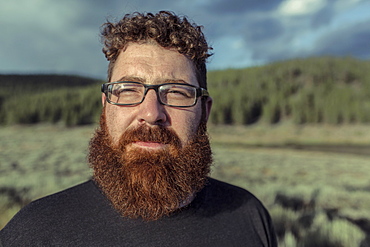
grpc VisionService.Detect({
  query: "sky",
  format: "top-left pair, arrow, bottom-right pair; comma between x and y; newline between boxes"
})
1,0 -> 370,80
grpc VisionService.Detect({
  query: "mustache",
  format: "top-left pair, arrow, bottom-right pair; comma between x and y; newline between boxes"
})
117,125 -> 182,148
90,116 -> 212,221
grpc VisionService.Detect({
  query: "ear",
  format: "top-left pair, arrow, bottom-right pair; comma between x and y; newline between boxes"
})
101,93 -> 106,106
203,96 -> 213,122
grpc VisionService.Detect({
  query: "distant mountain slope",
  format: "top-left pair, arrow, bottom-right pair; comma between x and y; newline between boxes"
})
208,56 -> 370,125
0,74 -> 101,92
1,56 -> 370,126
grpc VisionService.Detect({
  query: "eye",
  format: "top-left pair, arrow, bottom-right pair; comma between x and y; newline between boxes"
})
115,88 -> 137,95
113,85 -> 142,96
165,86 -> 195,98
168,89 -> 190,97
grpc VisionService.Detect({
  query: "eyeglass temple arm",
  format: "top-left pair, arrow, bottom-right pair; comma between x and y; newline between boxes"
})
101,84 -> 107,93
199,88 -> 209,97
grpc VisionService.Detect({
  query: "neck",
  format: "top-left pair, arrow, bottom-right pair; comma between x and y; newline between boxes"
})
179,193 -> 195,208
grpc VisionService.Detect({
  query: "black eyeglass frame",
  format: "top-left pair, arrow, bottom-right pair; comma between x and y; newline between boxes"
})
101,81 -> 209,108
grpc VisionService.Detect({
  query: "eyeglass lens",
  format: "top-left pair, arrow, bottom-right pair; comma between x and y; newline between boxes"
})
108,83 -> 197,106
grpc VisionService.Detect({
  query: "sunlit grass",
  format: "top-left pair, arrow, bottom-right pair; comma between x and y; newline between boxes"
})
208,122 -> 370,146
1,124 -> 369,246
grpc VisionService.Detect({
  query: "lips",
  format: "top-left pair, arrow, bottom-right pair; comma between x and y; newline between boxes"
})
118,125 -> 182,150
132,141 -> 167,149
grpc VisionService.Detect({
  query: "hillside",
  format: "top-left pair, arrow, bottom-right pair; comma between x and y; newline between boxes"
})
208,56 -> 370,125
1,56 -> 370,126
0,75 -> 102,126
0,74 -> 101,91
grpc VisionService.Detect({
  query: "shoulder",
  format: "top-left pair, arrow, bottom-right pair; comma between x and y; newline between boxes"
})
0,180 -> 106,245
13,180 -> 98,217
204,177 -> 264,208
200,178 -> 278,246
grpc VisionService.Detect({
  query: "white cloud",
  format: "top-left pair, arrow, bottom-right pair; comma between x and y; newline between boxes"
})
278,0 -> 326,16
209,36 -> 259,70
0,0 -> 368,78
335,0 -> 364,10
0,0 -> 107,78
0,0 -> 82,29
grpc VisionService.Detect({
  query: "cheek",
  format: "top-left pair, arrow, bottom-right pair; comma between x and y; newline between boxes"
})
104,107 -> 130,144
104,110 -> 118,142
169,106 -> 202,143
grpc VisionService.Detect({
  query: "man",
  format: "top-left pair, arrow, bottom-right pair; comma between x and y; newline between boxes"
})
0,11 -> 277,246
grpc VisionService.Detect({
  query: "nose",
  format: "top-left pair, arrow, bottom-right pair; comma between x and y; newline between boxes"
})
137,89 -> 167,125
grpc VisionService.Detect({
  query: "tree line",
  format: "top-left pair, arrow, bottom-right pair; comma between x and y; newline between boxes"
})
0,75 -> 102,126
208,56 -> 370,125
1,56 -> 370,126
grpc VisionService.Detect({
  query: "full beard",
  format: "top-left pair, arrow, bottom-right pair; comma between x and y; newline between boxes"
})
88,112 -> 212,221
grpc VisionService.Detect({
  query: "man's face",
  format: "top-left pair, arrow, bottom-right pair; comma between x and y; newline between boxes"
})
91,42 -> 213,220
102,42 -> 212,148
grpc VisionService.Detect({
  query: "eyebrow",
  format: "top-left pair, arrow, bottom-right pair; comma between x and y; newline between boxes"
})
115,76 -> 190,85
161,79 -> 189,84
116,76 -> 145,83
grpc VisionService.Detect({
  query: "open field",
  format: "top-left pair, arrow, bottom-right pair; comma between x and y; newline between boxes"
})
1,124 -> 370,246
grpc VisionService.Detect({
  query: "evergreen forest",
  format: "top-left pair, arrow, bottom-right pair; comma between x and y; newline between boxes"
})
1,56 -> 370,126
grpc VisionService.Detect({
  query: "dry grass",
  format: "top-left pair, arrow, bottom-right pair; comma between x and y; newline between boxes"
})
1,123 -> 369,245
208,122 -> 370,146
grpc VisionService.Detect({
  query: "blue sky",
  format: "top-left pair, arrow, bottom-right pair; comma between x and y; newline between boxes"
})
1,0 -> 369,79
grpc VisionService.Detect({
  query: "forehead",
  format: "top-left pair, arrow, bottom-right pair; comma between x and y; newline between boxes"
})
111,43 -> 198,86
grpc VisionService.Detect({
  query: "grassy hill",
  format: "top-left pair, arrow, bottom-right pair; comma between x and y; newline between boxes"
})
1,61 -> 370,245
0,74 -> 101,90
208,56 -> 370,125
0,124 -> 369,246
1,56 -> 370,126
0,74 -> 102,126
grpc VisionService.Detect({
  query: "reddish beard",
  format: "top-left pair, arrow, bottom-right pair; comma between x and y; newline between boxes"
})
88,111 -> 212,221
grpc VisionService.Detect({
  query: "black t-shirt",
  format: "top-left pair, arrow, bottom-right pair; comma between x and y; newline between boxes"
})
0,178 -> 277,246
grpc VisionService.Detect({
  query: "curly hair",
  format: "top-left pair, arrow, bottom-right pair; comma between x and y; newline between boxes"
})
100,11 -> 213,89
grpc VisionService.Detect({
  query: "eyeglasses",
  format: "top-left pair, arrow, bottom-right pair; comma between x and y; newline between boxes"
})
101,81 -> 209,107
